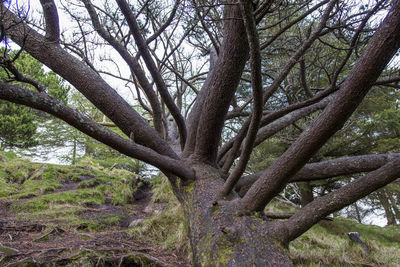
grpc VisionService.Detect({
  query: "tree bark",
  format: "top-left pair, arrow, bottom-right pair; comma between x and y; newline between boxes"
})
175,164 -> 293,266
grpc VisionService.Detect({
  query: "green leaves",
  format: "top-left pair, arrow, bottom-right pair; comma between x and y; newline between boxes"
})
0,100 -> 37,148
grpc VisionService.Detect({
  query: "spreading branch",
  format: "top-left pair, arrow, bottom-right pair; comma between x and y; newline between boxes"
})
236,153 -> 400,196
116,0 -> 187,149
0,82 -> 194,181
189,1 -> 249,163
241,0 -> 400,211
0,5 -> 176,159
39,0 -> 59,42
285,157 -> 400,241
219,0 -> 264,198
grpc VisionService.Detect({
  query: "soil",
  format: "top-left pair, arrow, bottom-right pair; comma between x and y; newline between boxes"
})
0,180 -> 188,267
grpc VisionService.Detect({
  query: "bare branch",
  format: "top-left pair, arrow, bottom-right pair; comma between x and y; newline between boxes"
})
39,0 -> 59,42
191,2 -> 249,163
241,1 -> 400,211
82,0 -> 164,136
145,0 -> 180,45
0,82 -> 194,181
262,0 -> 337,105
236,153 -> 400,196
285,157 -> 400,241
259,0 -> 330,50
1,5 -> 176,159
219,0 -> 263,198
219,88 -> 336,168
116,0 -> 187,149
0,57 -> 46,92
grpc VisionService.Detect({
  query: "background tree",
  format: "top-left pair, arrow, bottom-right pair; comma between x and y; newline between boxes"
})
1,0 -> 400,265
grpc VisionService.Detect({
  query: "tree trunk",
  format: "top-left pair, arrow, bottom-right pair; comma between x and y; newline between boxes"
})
174,163 -> 293,266
378,191 -> 397,225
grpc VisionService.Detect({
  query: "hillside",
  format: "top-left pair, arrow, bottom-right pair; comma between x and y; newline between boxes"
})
0,151 -> 399,266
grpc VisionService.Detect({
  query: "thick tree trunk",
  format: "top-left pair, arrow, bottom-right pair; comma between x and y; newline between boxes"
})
174,163 -> 293,266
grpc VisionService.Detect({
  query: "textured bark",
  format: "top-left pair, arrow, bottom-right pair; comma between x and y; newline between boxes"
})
0,7 -> 176,159
193,2 -> 249,164
0,82 -> 194,181
2,1 -> 400,265
176,164 -> 293,266
285,158 -> 400,241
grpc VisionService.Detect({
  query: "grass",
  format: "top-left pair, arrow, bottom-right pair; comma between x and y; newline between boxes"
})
290,218 -> 400,266
1,151 -> 137,231
127,174 -> 190,255
1,150 -> 399,266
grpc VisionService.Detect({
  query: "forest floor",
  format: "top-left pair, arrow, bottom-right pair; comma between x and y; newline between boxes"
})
1,150 -> 400,266
0,151 -> 188,266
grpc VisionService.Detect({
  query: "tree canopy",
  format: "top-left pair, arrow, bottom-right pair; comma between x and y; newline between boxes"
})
1,0 -> 400,265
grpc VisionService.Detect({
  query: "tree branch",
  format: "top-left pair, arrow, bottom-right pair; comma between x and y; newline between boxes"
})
191,2 -> 249,164
0,82 -> 194,181
82,0 -> 164,136
219,0 -> 263,198
259,0 -> 330,50
0,5 -> 176,159
236,153 -> 400,196
262,0 -> 337,105
285,157 -> 400,241
0,57 -> 46,92
240,0 -> 400,211
39,0 -> 60,42
219,90 -> 334,169
116,0 -> 187,149
145,0 -> 180,45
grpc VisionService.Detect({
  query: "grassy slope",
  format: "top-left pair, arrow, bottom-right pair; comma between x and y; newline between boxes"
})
1,151 -> 399,266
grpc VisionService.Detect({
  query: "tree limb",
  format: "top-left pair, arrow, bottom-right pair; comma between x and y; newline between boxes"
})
0,4 -> 176,159
39,0 -> 59,42
0,82 -> 194,181
116,0 -> 187,149
219,0 -> 263,198
82,0 -> 164,136
240,0 -> 400,211
285,157 -> 400,241
190,2 -> 249,164
236,153 -> 400,196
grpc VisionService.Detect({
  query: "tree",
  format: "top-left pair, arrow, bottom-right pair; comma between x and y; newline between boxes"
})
1,0 -> 400,265
0,48 -> 71,156
0,49 -> 69,149
0,100 -> 37,148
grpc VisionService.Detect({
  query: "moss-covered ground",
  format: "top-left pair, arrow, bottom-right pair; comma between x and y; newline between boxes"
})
0,151 -> 187,266
1,151 -> 399,266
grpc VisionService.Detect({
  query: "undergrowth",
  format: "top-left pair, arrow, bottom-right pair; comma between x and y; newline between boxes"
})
127,174 -> 190,258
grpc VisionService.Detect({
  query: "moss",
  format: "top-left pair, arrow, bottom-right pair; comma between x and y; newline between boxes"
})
11,178 -> 63,199
0,177 -> 18,197
11,188 -> 105,212
183,181 -> 195,194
